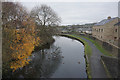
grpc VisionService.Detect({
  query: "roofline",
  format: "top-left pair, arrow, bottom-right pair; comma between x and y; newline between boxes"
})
94,17 -> 119,26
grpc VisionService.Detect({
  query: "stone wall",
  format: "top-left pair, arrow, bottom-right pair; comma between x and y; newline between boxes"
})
80,34 -> 119,57
101,56 -> 118,78
79,33 -> 119,78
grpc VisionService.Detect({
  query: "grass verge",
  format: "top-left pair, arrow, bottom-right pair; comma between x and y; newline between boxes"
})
61,34 -> 92,78
73,34 -> 113,57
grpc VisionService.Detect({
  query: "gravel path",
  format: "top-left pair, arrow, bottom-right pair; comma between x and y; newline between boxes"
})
80,37 -> 108,78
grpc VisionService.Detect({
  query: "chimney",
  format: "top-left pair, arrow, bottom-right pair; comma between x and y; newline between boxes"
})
107,16 -> 111,20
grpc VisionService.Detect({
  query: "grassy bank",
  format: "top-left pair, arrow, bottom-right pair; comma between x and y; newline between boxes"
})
75,34 -> 113,57
61,34 -> 92,78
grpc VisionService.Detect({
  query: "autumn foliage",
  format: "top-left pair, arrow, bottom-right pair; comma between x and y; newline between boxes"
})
2,2 -> 59,73
10,19 -> 40,71
3,18 -> 40,72
2,2 -> 40,72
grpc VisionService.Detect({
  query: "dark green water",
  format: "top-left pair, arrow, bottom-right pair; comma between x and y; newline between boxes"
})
6,36 -> 87,78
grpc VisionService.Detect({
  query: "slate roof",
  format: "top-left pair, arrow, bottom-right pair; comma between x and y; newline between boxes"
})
95,17 -> 117,26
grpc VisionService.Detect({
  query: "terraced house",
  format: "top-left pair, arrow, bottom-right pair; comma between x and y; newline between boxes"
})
92,16 -> 120,48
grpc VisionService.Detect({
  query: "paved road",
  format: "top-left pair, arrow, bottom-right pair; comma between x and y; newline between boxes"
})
80,37 -> 108,78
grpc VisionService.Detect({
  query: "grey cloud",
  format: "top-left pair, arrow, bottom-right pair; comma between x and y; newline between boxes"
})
21,2 -> 118,25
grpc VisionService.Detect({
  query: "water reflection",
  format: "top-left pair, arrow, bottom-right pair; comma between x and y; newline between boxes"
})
11,44 -> 62,78
10,58 -> 30,72
51,36 -> 87,78
4,36 -> 87,78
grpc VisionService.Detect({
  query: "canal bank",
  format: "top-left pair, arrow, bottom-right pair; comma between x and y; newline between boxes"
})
71,33 -> 118,78
61,34 -> 108,78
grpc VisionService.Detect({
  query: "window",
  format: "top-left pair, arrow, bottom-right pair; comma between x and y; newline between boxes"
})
114,37 -> 117,40
101,29 -> 103,32
115,29 -> 117,32
99,29 -> 100,32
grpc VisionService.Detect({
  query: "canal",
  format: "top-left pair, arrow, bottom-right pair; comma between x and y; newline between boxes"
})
9,36 -> 87,78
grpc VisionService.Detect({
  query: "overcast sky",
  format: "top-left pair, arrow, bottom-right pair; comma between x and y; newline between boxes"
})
18,1 -> 118,25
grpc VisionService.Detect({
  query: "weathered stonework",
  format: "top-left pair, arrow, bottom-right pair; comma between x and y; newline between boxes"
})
92,17 -> 120,49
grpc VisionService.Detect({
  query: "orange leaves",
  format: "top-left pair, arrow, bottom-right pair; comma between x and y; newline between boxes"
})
2,2 -> 42,73
35,37 -> 40,46
3,17 -> 41,72
10,58 -> 31,72
10,45 -> 14,50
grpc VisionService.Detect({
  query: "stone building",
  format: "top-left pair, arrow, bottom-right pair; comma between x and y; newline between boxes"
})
92,17 -> 120,48
72,23 -> 96,34
114,22 -> 120,48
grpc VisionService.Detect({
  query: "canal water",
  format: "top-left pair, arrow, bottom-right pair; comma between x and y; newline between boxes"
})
9,36 -> 87,78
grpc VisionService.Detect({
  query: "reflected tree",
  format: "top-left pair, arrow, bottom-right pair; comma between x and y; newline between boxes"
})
11,45 -> 62,78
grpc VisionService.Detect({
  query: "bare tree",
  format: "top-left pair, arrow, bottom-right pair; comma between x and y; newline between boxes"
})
30,4 -> 61,27
2,2 -> 28,29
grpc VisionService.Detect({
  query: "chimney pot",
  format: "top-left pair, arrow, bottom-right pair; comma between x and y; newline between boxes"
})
107,16 -> 111,20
